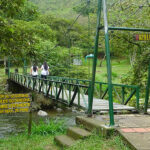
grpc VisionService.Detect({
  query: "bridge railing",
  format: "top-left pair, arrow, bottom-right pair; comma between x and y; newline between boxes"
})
48,76 -> 140,109
9,73 -> 140,110
9,73 -> 89,109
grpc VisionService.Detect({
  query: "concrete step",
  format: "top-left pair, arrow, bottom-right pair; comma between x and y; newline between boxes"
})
67,127 -> 91,140
76,116 -> 114,137
54,135 -> 75,148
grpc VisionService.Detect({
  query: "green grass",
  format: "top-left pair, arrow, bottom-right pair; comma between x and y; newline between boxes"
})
0,119 -> 66,150
96,59 -> 131,84
31,119 -> 66,135
83,59 -> 131,84
66,135 -> 131,150
0,134 -> 57,150
0,132 -> 131,150
0,119 -> 131,150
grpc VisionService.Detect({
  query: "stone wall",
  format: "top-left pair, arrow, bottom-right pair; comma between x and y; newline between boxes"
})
7,79 -> 55,110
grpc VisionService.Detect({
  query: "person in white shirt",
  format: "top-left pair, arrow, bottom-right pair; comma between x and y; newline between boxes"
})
41,62 -> 49,79
30,64 -> 38,77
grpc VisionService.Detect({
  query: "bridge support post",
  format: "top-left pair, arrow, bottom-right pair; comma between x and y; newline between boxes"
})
88,0 -> 102,116
103,0 -> 114,126
88,0 -> 115,126
144,61 -> 150,114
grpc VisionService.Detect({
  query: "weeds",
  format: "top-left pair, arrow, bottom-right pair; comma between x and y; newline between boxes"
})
31,119 -> 66,135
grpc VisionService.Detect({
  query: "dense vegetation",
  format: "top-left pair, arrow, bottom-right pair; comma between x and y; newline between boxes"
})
0,0 -> 149,85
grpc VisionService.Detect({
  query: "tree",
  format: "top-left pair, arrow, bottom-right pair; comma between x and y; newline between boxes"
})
14,1 -> 39,21
0,0 -> 26,55
39,14 -> 93,50
1,20 -> 56,58
0,0 -> 25,18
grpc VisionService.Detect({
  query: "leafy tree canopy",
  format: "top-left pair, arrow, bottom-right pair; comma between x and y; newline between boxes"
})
0,0 -> 25,18
14,0 -> 39,21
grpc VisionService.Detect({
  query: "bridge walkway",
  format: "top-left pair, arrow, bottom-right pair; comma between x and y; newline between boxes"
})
9,73 -> 139,113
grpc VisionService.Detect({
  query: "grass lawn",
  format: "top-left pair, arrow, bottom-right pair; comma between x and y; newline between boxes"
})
95,59 -> 131,84
0,134 -> 58,150
82,58 -> 131,84
0,133 -> 131,150
66,135 -> 130,150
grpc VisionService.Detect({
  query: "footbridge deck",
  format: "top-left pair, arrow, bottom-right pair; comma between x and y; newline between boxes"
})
9,73 -> 140,112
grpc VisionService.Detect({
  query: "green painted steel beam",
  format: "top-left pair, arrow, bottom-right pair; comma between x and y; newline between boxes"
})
144,61 -> 150,114
88,0 -> 102,116
103,0 -> 114,126
108,27 -> 150,32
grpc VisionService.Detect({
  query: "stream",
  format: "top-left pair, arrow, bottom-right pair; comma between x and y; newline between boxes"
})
0,107 -> 81,139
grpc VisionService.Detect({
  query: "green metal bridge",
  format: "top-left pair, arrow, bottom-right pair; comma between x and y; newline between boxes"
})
9,73 -> 139,113
6,0 -> 150,126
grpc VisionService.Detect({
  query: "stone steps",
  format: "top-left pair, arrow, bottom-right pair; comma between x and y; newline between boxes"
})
54,116 -> 114,149
54,135 -> 75,148
54,127 -> 91,148
67,127 -> 91,140
76,116 -> 114,137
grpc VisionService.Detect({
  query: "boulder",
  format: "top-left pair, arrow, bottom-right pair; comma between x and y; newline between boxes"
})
56,108 -> 63,112
147,109 -> 150,114
37,110 -> 48,117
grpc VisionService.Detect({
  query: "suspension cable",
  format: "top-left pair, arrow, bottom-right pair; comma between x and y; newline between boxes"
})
87,0 -> 91,79
65,0 -> 91,79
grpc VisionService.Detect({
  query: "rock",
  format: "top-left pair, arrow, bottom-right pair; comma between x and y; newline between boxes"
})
56,108 -> 62,112
72,109 -> 77,113
32,102 -> 41,111
147,109 -> 150,114
66,107 -> 72,110
100,111 -> 108,114
79,110 -> 85,113
37,110 -> 48,117
53,106 -> 57,109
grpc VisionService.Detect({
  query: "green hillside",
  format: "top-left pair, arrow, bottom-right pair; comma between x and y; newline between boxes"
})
30,0 -> 81,18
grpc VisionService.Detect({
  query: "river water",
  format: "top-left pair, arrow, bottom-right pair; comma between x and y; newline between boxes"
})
0,107 -> 81,139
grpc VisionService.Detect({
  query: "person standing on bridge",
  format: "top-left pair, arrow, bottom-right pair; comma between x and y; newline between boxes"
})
30,64 -> 38,77
41,62 -> 49,79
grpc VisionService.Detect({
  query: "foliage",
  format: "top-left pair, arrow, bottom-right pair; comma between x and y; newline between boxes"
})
30,0 -> 81,19
0,0 -> 149,86
73,0 -> 97,16
122,49 -> 150,89
14,1 -> 39,21
31,119 -> 66,135
69,65 -> 89,79
35,43 -> 88,78
0,0 -> 40,58
1,20 -> 56,59
0,0 -> 25,18
39,14 -> 93,50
